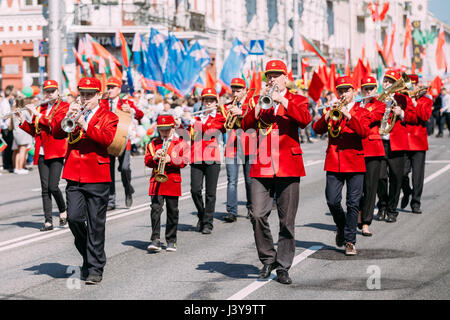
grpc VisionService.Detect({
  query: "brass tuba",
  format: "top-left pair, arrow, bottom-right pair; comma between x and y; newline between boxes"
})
378,72 -> 412,135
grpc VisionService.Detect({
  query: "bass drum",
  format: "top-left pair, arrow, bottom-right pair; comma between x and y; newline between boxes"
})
107,109 -> 132,157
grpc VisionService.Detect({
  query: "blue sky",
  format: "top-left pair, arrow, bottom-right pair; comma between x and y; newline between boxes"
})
429,0 -> 450,25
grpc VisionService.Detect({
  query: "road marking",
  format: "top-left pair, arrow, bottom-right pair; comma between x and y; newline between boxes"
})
424,164 -> 450,184
0,159 -> 324,253
425,160 -> 450,164
227,245 -> 323,300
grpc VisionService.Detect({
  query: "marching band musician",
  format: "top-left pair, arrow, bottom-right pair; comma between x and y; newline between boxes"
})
51,77 -> 118,285
18,80 -> 68,231
358,77 -> 386,237
189,88 -> 226,235
223,78 -> 255,222
400,74 -> 433,214
312,76 -> 371,256
103,76 -> 144,211
241,59 -> 311,285
144,115 -> 190,253
376,70 -> 417,223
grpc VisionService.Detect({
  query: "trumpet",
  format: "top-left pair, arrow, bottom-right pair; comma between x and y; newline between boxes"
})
154,135 -> 173,183
61,98 -> 89,133
224,97 -> 241,130
259,85 -> 278,110
327,98 -> 348,138
2,97 -> 61,120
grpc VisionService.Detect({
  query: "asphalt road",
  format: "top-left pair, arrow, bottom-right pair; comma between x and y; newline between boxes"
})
1,135 -> 450,302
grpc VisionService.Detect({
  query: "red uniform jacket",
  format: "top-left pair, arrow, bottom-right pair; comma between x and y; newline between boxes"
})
102,98 -> 144,151
360,99 -> 386,157
189,108 -> 226,164
241,91 -> 311,178
144,136 -> 190,197
223,99 -> 257,158
313,102 -> 371,173
19,100 -> 68,165
406,95 -> 433,151
51,103 -> 119,183
386,93 -> 417,151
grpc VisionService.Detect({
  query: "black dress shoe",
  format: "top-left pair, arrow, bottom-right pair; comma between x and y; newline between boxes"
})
375,208 -> 386,221
259,263 -> 275,279
40,223 -> 53,232
335,227 -> 345,247
125,194 -> 133,208
412,207 -> 422,214
401,191 -> 411,209
385,214 -> 397,223
196,219 -> 203,232
202,227 -> 212,234
224,213 -> 237,223
85,274 -> 102,285
276,270 -> 292,285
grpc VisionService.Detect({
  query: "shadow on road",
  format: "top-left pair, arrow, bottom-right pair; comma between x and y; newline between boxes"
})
122,240 -> 149,251
24,263 -> 73,279
298,222 -> 336,231
0,221 -> 43,230
196,261 -> 260,279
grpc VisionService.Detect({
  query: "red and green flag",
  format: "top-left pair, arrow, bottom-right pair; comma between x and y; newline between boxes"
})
299,35 -> 327,65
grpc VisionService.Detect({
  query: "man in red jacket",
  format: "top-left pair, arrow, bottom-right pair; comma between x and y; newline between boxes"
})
241,59 -> 311,284
19,80 -> 68,231
145,115 -> 189,253
400,74 -> 433,214
223,78 -> 256,222
51,77 -> 118,285
376,70 -> 417,223
358,77 -> 386,237
313,76 -> 371,256
103,76 -> 144,210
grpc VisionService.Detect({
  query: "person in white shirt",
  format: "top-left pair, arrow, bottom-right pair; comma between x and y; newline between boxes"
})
440,87 -> 450,137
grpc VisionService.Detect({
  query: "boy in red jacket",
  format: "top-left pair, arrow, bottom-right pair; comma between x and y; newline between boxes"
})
145,115 -> 189,252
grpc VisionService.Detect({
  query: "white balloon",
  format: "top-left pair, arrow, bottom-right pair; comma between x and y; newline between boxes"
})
136,125 -> 146,138
22,75 -> 33,87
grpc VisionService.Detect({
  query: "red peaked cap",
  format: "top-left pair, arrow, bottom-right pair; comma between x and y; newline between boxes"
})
43,80 -> 58,90
201,88 -> 218,99
106,77 -> 122,87
265,59 -> 288,75
384,69 -> 401,82
408,74 -> 419,84
336,76 -> 354,89
78,77 -> 102,92
156,114 -> 175,128
361,76 -> 378,87
230,78 -> 246,88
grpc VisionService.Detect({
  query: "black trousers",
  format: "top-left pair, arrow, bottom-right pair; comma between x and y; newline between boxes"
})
1,129 -> 14,171
150,195 -> 179,243
377,140 -> 405,214
360,157 -> 382,226
326,172 -> 364,244
66,180 -> 109,276
401,150 -> 426,210
108,150 -> 134,206
251,177 -> 300,271
37,156 -> 66,224
190,162 -> 221,230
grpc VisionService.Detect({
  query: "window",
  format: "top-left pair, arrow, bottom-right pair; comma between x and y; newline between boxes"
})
357,16 -> 365,33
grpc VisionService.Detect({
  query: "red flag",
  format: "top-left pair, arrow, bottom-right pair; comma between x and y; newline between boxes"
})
329,63 -> 337,97
366,60 -> 372,77
412,61 -> 416,74
87,57 -> 96,77
386,24 -> 396,66
403,18 -> 412,59
308,72 -> 325,102
318,65 -> 328,88
206,70 -> 216,88
429,76 -> 443,97
379,2 -> 390,21
288,70 -> 294,81
73,48 -> 87,76
255,71 -> 262,96
436,25 -> 447,71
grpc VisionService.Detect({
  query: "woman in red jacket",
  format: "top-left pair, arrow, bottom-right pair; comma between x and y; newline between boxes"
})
19,80 -> 68,231
189,88 -> 226,235
145,115 -> 189,253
